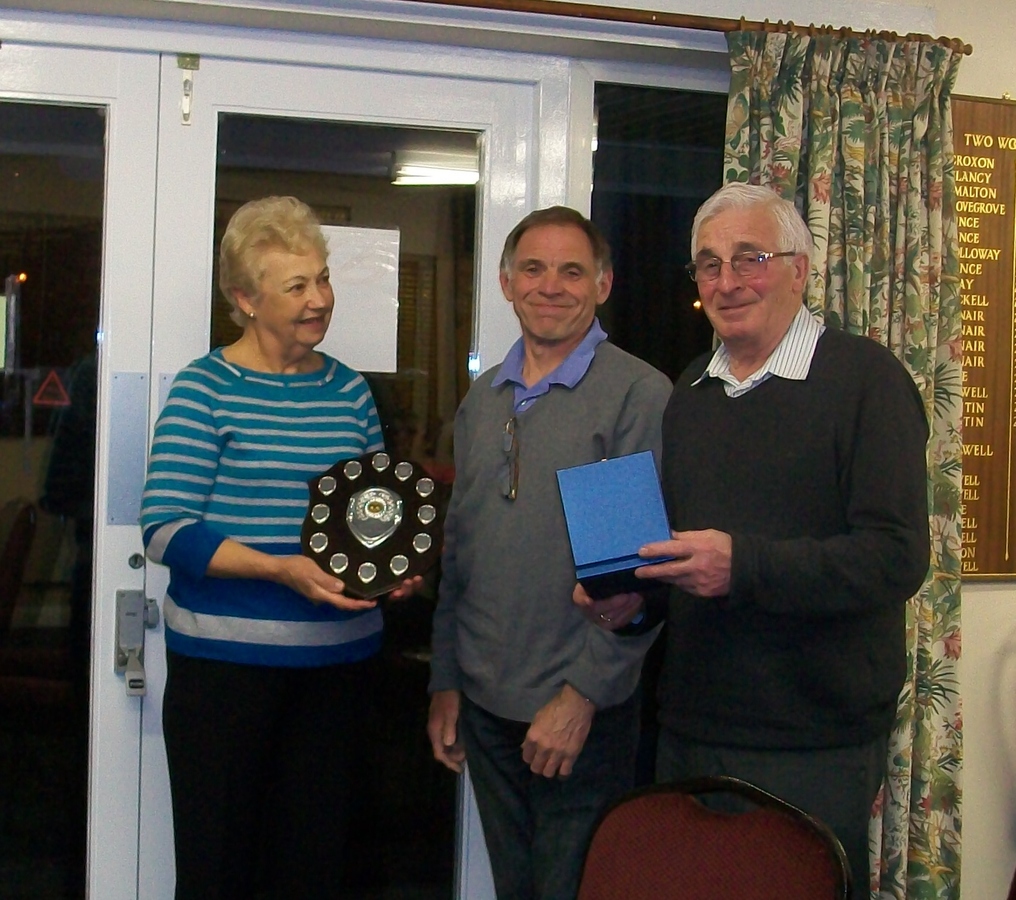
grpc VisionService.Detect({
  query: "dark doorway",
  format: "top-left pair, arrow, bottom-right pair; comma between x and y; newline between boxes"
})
0,101 -> 105,900
591,84 -> 726,785
592,84 -> 726,383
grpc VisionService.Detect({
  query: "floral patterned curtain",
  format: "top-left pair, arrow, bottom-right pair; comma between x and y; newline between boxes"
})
724,29 -> 964,899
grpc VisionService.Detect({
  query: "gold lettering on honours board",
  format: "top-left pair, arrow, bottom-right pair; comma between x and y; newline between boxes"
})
955,202 -> 1006,215
959,135 -> 1016,150
959,402 -> 983,430
956,151 -> 996,164
956,170 -> 994,184
961,543 -> 977,573
953,101 -> 1016,576
956,185 -> 999,200
958,246 -> 1002,260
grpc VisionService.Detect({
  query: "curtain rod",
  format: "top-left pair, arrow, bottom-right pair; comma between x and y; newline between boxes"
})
408,0 -> 973,55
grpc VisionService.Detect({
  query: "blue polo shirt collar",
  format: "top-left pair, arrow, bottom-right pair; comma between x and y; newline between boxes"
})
492,318 -> 607,413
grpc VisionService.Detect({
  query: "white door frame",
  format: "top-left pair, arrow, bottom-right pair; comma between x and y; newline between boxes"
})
0,38 -> 161,900
142,43 -> 571,900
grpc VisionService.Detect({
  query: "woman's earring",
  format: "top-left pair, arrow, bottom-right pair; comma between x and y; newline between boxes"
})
248,311 -> 256,319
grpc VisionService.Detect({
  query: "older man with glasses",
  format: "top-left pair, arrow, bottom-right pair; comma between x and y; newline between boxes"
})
583,182 -> 931,899
427,206 -> 671,900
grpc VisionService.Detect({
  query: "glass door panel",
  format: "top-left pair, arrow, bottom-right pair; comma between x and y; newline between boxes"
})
591,83 -> 723,382
0,42 -> 159,900
0,99 -> 103,900
212,112 -> 479,896
212,114 -> 478,480
0,42 -> 160,900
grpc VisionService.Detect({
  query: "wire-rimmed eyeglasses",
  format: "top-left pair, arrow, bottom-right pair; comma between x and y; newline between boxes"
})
502,417 -> 519,501
685,250 -> 798,283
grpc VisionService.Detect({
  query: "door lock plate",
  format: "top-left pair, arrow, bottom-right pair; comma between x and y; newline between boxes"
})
114,589 -> 159,696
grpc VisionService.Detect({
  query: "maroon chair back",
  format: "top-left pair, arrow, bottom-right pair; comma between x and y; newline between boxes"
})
577,775 -> 851,900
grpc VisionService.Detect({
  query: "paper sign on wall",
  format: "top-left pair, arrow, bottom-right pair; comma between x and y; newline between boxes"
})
318,225 -> 399,373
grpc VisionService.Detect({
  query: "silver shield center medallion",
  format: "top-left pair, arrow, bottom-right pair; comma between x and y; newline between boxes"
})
346,486 -> 403,549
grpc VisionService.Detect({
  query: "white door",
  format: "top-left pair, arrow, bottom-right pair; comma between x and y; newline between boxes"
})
141,50 -> 544,898
0,42 -> 159,900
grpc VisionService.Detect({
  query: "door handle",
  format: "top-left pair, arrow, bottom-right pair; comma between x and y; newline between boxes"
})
114,589 -> 160,696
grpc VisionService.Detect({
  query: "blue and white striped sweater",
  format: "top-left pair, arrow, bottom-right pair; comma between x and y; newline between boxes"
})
141,349 -> 385,667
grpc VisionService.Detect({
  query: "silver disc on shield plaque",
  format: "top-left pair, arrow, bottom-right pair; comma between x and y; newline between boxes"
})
347,486 -> 403,549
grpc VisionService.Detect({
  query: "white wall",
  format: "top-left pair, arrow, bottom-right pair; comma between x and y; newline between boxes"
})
581,0 -> 933,29
962,586 -> 1016,897
935,1 -> 1016,99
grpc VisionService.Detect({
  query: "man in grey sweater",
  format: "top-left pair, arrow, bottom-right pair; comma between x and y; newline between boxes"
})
427,206 -> 671,900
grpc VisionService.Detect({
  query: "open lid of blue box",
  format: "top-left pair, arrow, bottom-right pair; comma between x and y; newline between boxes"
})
556,450 -> 672,580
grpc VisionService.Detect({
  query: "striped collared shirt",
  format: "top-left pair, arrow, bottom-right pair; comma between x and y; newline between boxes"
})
693,304 -> 826,398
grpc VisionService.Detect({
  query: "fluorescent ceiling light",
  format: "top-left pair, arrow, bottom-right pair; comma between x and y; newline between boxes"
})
392,149 -> 479,186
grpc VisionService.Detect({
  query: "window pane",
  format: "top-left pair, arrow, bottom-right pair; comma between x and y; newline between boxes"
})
0,100 -> 105,900
592,84 -> 724,381
212,113 -> 479,895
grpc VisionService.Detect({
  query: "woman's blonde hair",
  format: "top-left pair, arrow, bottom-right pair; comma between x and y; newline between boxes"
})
219,196 -> 329,326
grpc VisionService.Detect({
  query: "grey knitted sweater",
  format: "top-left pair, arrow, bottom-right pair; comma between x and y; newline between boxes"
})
429,341 -> 672,722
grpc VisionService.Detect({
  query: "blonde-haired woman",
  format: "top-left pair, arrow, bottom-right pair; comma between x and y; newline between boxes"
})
142,196 -> 414,899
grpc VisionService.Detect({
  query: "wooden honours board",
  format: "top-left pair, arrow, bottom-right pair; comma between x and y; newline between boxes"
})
953,95 -> 1016,578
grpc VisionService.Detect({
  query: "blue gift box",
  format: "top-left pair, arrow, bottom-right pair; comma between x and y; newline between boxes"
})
556,450 -> 673,599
